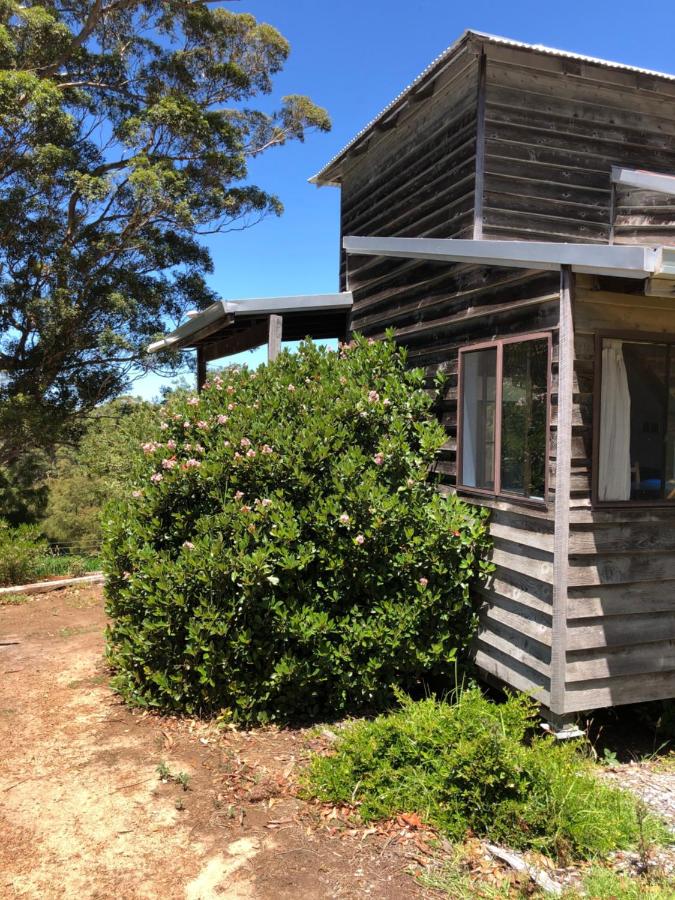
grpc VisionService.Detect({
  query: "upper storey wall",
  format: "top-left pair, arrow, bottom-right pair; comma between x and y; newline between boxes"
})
481,44 -> 675,246
339,45 -> 480,294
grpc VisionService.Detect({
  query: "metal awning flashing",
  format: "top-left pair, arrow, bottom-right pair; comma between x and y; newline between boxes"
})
343,236 -> 675,281
611,166 -> 675,197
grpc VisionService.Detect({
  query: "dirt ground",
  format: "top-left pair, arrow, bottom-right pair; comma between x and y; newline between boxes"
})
0,586 -> 433,900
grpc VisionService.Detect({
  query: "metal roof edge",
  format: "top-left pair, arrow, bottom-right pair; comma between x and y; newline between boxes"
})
311,30 -> 675,187
147,293 -> 353,354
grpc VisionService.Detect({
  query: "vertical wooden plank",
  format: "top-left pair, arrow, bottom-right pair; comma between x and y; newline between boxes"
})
472,50 -> 487,241
196,347 -> 207,393
550,266 -> 574,717
268,314 -> 283,362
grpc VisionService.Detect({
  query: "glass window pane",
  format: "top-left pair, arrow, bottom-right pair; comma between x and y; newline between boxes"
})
500,339 -> 548,500
622,341 -> 668,501
461,348 -> 497,490
666,348 -> 675,500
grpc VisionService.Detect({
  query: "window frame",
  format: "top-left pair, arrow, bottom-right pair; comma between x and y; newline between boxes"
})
457,331 -> 552,508
592,329 -> 675,509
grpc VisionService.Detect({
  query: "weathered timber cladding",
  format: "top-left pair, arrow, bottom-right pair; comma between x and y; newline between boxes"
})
563,279 -> 675,711
331,32 -> 675,714
481,44 -> 675,245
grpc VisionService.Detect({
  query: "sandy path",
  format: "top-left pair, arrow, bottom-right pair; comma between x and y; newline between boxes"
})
0,587 -> 423,900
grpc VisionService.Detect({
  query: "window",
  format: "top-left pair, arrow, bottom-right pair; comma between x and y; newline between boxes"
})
459,335 -> 550,502
597,337 -> 675,504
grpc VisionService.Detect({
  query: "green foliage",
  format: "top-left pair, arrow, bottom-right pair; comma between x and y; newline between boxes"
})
42,397 -> 164,552
0,0 -> 330,467
572,867 -> 675,900
0,518 -> 48,586
304,688 -> 667,862
104,337 -> 492,723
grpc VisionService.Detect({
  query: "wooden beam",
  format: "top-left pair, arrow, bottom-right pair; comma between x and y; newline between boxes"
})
268,314 -> 283,362
196,347 -> 207,392
201,320 -> 269,363
473,49 -> 487,240
550,266 -> 574,717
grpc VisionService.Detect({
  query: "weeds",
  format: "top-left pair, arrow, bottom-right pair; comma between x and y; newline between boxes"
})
305,688 -> 668,862
0,592 -> 29,606
156,761 -> 191,791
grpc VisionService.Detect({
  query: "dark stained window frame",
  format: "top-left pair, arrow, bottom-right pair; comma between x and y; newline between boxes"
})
457,331 -> 552,508
592,330 -> 675,509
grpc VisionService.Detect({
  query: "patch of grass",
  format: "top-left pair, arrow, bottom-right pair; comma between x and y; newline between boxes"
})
0,592 -> 29,606
304,688 -> 668,862
32,554 -> 101,580
57,624 -> 98,639
420,845 -> 521,899
570,867 -> 675,899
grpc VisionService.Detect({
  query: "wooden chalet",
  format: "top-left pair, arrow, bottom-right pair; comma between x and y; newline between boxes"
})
151,31 -> 675,727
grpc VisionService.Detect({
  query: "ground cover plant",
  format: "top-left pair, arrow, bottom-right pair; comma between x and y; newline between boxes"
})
104,336 -> 492,722
0,519 -> 48,586
305,688 -> 669,862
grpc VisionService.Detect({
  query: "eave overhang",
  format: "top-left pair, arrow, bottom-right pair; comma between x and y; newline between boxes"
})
343,236 -> 675,281
147,292 -> 353,354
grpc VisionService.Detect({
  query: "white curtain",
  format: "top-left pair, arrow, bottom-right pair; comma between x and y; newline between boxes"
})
598,340 -> 632,501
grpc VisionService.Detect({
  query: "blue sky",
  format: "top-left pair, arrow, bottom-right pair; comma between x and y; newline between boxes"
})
136,0 -> 675,398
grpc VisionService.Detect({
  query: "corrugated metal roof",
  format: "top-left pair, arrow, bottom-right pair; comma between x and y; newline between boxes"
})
310,30 -> 675,186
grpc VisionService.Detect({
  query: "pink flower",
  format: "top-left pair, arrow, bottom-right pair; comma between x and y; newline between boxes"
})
227,385 -> 235,394
240,437 -> 252,448
368,338 -> 376,345
419,577 -> 429,588
172,414 -> 182,421
182,541 -> 195,550
142,442 -> 158,454
240,505 -> 252,513
195,444 -> 205,454
184,458 -> 201,469
217,414 -> 228,425
339,376 -> 347,385
260,498 -> 272,507
183,443 -> 192,452
246,449 -> 256,459
339,513 -> 350,525
383,398 -> 391,407
367,390 -> 380,403
287,384 -> 296,392
187,396 -> 199,406
183,421 -> 191,429
373,453 -> 384,466
407,478 -> 415,487
132,490 -> 142,498
262,444 -> 273,455
227,403 -> 235,411
166,440 -> 177,450
162,457 -> 177,470
160,422 -> 169,431
223,440 -> 230,448
150,473 -> 163,483
355,534 -> 365,545
196,420 -> 209,430
234,491 -> 244,501
233,452 -> 242,460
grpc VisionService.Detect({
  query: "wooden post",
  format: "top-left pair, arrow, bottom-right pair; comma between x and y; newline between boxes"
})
196,347 -> 207,392
550,266 -> 574,721
268,314 -> 282,362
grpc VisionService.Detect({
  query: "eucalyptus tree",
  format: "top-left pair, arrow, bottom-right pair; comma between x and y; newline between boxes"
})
0,0 -> 330,471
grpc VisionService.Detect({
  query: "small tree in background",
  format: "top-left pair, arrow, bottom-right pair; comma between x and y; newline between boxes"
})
42,397 -> 166,552
104,337 -> 492,723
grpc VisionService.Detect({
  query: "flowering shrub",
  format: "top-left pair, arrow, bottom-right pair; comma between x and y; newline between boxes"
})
103,337 -> 492,722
